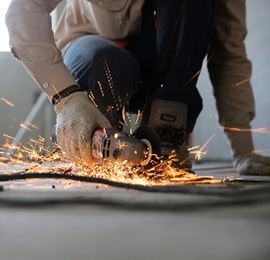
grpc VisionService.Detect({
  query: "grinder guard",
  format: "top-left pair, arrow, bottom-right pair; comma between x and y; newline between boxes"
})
92,126 -> 160,166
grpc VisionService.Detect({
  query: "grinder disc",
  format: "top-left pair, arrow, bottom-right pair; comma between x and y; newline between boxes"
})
133,125 -> 161,159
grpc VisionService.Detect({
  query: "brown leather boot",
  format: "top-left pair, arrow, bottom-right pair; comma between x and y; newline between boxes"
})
148,99 -> 192,171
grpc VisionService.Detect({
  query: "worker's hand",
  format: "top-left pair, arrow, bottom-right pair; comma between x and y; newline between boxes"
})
55,91 -> 111,165
234,153 -> 270,175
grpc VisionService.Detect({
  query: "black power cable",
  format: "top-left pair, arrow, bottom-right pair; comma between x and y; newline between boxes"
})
1,170 -> 270,197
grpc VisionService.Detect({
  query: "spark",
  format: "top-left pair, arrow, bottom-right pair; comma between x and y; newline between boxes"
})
19,122 -> 32,132
1,97 -> 15,107
103,128 -> 108,138
0,111 -> 222,186
104,60 -> 121,110
252,149 -> 270,153
198,133 -> 216,153
190,150 -> 207,160
122,106 -> 129,126
30,138 -> 44,146
184,52 -> 214,88
135,110 -> 141,125
51,84 -> 65,108
117,140 -> 128,150
232,72 -> 265,87
105,106 -> 116,126
89,91 -> 95,100
187,145 -> 200,151
221,127 -> 270,134
178,156 -> 191,166
26,121 -> 39,130
97,81 -> 105,97
3,134 -> 16,140
39,135 -> 45,141
88,92 -> 98,107
190,133 -> 216,160
126,111 -> 132,123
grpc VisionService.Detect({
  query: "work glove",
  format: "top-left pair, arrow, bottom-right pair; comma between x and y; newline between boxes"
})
234,153 -> 270,175
55,91 -> 111,165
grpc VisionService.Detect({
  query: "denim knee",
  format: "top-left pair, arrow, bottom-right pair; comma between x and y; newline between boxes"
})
64,35 -> 140,103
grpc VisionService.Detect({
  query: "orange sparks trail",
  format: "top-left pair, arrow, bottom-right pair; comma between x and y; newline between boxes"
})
97,81 -> 105,97
26,121 -> 39,130
88,92 -> 98,107
135,110 -> 141,125
189,133 -> 216,160
0,132 -> 222,186
19,122 -> 32,132
184,52 -> 214,88
104,59 -> 121,110
126,111 -> 132,124
117,140 -> 128,150
103,128 -> 108,138
1,97 -> 15,107
0,60 -> 224,186
122,106 -> 129,126
232,72 -> 265,87
252,149 -> 270,154
3,134 -> 16,140
221,127 -> 270,134
29,138 -> 44,146
51,84 -> 65,108
233,77 -> 251,87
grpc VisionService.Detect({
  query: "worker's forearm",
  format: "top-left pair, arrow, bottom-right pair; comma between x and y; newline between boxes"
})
5,0 -> 78,100
209,72 -> 255,155
208,0 -> 255,155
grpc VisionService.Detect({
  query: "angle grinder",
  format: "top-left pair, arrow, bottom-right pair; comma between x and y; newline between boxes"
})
92,125 -> 161,166
52,125 -> 160,166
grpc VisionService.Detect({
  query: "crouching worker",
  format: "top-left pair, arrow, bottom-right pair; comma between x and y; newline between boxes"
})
5,0 -> 270,175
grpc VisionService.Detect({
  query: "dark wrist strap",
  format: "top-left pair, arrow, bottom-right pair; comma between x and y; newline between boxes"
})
52,85 -> 81,105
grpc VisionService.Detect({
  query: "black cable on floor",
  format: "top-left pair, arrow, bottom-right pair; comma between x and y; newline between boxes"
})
1,171 -> 270,197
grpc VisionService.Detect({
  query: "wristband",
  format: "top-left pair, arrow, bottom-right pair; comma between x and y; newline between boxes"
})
52,85 -> 81,105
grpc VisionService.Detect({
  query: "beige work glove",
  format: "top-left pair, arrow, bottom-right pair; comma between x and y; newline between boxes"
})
55,91 -> 111,165
234,153 -> 270,175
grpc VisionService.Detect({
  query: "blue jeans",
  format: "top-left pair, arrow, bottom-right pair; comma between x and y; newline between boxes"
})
64,0 -> 217,132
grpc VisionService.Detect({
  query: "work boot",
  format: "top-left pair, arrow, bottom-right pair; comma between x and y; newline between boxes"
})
148,99 -> 192,171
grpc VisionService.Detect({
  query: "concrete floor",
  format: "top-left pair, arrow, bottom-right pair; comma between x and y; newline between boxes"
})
0,162 -> 270,260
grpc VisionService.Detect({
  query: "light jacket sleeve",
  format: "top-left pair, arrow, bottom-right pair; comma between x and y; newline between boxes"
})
5,0 -> 79,100
208,0 -> 255,156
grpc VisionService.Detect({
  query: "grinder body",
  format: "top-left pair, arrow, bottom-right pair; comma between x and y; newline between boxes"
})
92,128 -> 153,166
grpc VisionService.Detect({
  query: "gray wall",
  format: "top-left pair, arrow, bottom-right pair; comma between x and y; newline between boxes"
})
0,53 -> 55,149
193,0 -> 270,161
